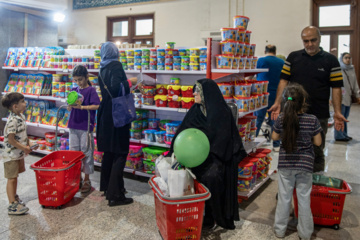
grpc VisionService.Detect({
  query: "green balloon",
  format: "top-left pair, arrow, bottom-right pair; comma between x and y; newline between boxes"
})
173,128 -> 210,168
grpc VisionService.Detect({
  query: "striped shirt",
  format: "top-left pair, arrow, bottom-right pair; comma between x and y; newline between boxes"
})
273,113 -> 322,173
280,48 -> 343,119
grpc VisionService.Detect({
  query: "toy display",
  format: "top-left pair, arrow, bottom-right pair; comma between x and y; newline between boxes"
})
4,73 -> 52,96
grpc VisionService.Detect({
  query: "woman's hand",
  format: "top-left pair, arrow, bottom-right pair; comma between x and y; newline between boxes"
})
67,105 -> 72,111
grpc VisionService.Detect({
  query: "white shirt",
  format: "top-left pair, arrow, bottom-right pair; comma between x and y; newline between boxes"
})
2,112 -> 28,162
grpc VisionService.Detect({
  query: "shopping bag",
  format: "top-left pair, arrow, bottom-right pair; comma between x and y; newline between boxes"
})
111,83 -> 136,127
100,71 -> 136,127
168,169 -> 195,197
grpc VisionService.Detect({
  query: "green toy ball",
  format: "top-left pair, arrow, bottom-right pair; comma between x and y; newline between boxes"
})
173,128 -> 210,168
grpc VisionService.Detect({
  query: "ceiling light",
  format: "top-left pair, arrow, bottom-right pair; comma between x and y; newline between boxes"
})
54,13 -> 65,23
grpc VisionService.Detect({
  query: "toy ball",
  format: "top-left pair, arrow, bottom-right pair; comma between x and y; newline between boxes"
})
173,128 -> 210,168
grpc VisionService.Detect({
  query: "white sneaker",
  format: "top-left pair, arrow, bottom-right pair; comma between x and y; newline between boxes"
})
8,201 -> 29,215
273,146 -> 280,152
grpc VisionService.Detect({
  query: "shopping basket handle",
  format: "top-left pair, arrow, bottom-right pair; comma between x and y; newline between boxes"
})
30,162 -> 77,172
149,177 -> 211,201
328,182 -> 352,195
154,192 -> 211,205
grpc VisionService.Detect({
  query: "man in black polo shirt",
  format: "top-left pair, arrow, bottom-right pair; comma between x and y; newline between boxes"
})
269,26 -> 347,173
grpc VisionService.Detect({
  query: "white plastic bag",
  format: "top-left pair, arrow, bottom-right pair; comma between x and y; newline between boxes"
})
155,155 -> 171,183
168,169 -> 195,198
153,176 -> 169,197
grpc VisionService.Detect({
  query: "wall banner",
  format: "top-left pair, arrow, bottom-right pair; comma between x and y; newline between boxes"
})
73,0 -> 158,10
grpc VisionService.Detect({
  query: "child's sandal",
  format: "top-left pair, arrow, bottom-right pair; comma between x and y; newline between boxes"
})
80,180 -> 92,193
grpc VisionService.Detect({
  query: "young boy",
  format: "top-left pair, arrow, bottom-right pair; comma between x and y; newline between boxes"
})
1,92 -> 36,215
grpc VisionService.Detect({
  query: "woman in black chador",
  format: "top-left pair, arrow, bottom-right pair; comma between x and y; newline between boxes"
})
169,78 -> 247,229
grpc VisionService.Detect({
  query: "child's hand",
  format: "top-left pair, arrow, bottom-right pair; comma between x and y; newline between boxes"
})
30,143 -> 39,150
72,104 -> 82,109
23,146 -> 32,154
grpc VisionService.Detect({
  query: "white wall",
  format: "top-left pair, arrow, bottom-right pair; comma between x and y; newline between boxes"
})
59,0 -> 311,57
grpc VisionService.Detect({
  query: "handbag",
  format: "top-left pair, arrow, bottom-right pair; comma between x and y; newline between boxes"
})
343,71 -> 357,103
100,71 -> 136,127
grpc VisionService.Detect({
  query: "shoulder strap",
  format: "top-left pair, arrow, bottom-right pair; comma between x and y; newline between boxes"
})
99,70 -> 113,99
343,70 -> 354,92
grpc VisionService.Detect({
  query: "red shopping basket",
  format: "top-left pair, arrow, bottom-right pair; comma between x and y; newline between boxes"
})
293,180 -> 352,230
149,176 -> 211,240
30,151 -> 85,208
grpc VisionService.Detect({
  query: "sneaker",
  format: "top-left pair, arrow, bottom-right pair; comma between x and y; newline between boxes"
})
80,180 -> 92,193
8,201 -> 29,215
273,146 -> 280,152
15,194 -> 25,206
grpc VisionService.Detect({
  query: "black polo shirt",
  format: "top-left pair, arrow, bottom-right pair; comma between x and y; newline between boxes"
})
280,48 -> 343,119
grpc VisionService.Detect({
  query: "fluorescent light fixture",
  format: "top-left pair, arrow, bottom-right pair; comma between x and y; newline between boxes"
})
54,13 -> 65,23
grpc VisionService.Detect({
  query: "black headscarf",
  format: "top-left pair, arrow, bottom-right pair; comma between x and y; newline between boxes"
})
170,78 -> 246,229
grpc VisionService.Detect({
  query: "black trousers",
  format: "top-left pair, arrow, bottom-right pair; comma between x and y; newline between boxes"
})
100,152 -> 127,201
313,118 -> 328,173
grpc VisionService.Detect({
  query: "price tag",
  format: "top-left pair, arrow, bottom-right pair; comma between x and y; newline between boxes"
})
63,69 -> 69,73
14,68 -> 19,71
178,108 -> 187,113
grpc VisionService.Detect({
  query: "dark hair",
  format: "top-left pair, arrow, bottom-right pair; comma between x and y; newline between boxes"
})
281,83 -> 308,153
265,45 -> 276,54
1,92 -> 25,110
72,64 -> 91,86
341,52 -> 350,59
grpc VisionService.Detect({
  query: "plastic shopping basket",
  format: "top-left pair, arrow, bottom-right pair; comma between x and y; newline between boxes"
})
30,151 -> 85,208
293,178 -> 352,230
149,175 -> 211,240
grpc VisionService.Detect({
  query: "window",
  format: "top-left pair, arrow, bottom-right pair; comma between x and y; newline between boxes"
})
313,0 -> 360,87
313,0 -> 356,57
107,14 -> 154,47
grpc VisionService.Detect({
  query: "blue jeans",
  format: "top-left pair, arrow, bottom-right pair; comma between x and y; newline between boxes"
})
334,104 -> 350,140
254,98 -> 280,147
274,169 -> 313,239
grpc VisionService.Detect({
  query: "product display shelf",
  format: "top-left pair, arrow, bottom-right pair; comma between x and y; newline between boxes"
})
1,118 -> 69,132
209,40 -> 268,80
137,105 -> 189,113
2,66 -> 39,71
0,140 -> 52,155
237,169 -> 275,202
142,70 -> 207,75
140,139 -> 170,148
1,92 -> 66,102
244,137 -> 267,154
239,105 -> 267,118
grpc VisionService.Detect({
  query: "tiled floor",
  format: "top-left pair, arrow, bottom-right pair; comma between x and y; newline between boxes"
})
1,105 -> 360,240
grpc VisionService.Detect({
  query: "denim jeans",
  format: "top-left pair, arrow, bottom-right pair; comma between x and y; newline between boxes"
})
274,169 -> 313,239
254,97 -> 280,147
69,128 -> 94,175
334,104 -> 350,140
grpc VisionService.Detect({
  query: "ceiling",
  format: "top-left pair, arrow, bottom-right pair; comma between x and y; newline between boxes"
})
0,0 -> 68,11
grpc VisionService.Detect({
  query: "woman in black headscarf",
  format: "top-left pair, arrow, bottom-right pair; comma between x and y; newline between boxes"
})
169,78 -> 247,230
97,42 -> 133,206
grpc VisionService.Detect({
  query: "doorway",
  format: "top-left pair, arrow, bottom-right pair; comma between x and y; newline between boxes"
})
313,0 -> 359,82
